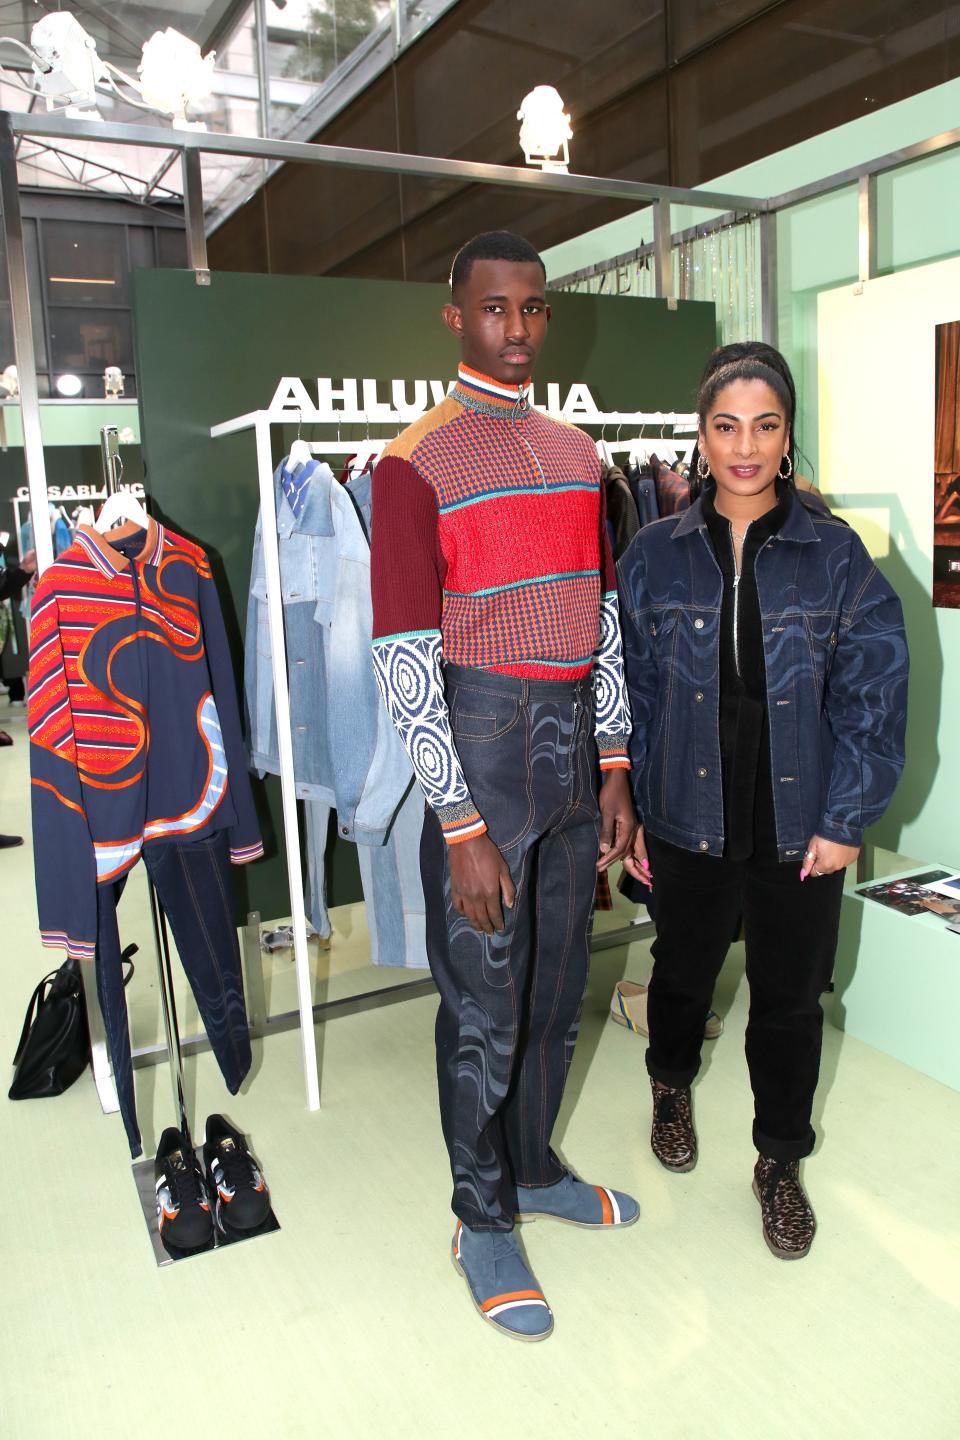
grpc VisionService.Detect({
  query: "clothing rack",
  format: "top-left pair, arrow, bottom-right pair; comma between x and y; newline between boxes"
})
209,406 -> 407,1109
82,425 -> 192,1141
208,411 -> 414,1105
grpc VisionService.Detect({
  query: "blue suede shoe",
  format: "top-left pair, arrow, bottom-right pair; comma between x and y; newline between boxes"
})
451,1221 -> 554,1342
515,1171 -> 640,1228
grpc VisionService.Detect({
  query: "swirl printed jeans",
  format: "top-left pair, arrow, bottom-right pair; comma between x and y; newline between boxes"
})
421,665 -> 601,1233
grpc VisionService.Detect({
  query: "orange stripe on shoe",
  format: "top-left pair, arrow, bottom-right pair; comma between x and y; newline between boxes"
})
480,1289 -> 544,1313
595,1186 -> 614,1225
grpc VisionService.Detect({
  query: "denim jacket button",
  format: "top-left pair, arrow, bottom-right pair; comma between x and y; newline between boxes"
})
697,767 -> 708,778
339,824 -> 350,837
694,618 -> 705,630
698,840 -> 709,851
694,691 -> 704,703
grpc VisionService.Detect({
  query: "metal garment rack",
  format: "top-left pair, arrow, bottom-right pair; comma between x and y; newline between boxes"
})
89,424 -> 193,1140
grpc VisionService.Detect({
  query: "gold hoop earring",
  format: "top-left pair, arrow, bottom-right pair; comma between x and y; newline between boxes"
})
779,454 -> 793,480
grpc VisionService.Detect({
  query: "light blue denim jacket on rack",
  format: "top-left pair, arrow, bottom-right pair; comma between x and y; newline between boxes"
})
245,459 -> 413,844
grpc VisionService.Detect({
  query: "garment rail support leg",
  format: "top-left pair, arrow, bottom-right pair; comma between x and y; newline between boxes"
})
79,959 -> 121,1113
242,910 -> 266,1033
146,876 -> 192,1142
254,413 -> 320,1109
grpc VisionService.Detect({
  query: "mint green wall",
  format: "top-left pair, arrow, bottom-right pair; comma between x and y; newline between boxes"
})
542,77 -> 960,482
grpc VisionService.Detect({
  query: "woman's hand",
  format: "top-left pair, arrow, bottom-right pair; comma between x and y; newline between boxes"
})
800,835 -> 859,881
622,824 -> 653,885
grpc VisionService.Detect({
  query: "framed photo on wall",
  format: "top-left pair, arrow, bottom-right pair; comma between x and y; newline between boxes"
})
934,319 -> 960,608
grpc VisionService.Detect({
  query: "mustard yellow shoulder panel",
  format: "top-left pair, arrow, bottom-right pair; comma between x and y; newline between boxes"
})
380,395 -> 464,463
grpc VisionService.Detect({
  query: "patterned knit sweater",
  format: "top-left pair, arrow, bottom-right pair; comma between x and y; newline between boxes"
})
371,364 -> 630,844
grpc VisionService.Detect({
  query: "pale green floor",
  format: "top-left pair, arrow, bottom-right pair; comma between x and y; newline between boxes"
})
2,695 -> 959,1440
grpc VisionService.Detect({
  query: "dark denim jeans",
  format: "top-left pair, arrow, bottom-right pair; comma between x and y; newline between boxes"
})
95,828 -> 251,1157
644,832 -> 844,1161
421,665 -> 601,1232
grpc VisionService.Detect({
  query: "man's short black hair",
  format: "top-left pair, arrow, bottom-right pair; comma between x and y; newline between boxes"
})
449,231 -> 546,293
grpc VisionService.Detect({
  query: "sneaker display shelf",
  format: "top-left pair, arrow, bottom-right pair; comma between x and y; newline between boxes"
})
833,865 -> 960,1093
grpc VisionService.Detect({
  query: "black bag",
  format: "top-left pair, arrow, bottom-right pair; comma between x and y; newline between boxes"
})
9,946 -> 136,1100
9,956 -> 90,1099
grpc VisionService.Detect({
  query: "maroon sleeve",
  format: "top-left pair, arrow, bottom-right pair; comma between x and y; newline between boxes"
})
371,454 -> 445,640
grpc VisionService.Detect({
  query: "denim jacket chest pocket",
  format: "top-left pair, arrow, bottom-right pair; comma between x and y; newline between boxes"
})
280,531 -> 335,623
801,611 -> 841,704
250,536 -> 335,657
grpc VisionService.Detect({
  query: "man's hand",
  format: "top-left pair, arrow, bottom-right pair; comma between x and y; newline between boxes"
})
800,835 -> 859,880
597,768 -> 636,873
448,832 -> 516,935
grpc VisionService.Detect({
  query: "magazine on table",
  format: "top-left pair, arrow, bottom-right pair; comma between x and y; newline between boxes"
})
856,870 -> 960,920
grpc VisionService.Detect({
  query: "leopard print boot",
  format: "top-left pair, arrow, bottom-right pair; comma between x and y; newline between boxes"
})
753,1157 -> 816,1259
649,1077 -> 697,1172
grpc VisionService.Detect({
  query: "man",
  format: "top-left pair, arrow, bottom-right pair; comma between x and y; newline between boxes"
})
371,231 -> 638,1342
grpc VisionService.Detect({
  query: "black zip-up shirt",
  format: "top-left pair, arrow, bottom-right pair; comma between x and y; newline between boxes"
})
702,485 -> 791,860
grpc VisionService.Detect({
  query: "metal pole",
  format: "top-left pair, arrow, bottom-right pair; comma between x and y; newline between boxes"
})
653,198 -> 674,302
254,412 -> 321,1110
0,111 -> 51,574
100,423 -> 193,1139
857,172 -> 878,288
254,0 -> 271,142
760,211 -> 779,346
182,148 -> 210,285
148,880 -> 191,1137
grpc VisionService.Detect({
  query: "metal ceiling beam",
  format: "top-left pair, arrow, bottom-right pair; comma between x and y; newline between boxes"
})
8,112 -> 766,212
764,125 -> 960,210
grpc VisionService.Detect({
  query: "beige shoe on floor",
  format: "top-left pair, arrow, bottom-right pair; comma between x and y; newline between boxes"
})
610,980 -> 723,1039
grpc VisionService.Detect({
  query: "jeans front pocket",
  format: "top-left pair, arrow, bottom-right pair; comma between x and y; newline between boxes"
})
449,686 -> 521,742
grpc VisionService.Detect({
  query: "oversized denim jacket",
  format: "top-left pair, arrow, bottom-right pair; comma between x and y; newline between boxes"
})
618,494 -> 909,861
245,460 -> 413,844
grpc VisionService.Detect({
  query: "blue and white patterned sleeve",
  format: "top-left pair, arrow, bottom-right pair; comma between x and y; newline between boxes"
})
594,591 -> 631,771
371,630 -> 487,844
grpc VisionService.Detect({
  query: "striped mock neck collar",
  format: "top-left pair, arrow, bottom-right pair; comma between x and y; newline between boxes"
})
452,364 -> 532,417
76,519 -> 164,577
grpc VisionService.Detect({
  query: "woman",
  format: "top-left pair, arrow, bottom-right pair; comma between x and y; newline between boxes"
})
689,340 -> 824,506
618,351 -> 908,1259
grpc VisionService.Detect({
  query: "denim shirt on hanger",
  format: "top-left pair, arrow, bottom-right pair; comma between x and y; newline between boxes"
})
245,458 -> 412,844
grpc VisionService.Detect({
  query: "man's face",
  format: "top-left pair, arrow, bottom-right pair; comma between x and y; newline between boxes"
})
442,258 -> 550,385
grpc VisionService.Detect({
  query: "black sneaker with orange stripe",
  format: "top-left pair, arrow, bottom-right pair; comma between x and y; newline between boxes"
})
202,1114 -> 271,1232
155,1127 -> 213,1251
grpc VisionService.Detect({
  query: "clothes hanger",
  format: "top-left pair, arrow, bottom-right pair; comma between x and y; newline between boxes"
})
94,451 -> 151,533
625,418 -> 649,469
94,488 -> 151,533
595,419 -> 613,469
287,409 -> 312,469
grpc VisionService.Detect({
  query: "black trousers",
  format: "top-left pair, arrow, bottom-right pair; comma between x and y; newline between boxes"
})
645,832 -> 844,1161
421,666 -> 601,1232
97,829 -> 251,1158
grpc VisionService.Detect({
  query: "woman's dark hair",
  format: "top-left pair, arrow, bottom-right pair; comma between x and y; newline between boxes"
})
690,341 -> 800,500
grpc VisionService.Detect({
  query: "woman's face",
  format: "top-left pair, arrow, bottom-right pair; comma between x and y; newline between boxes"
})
699,378 -> 790,507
